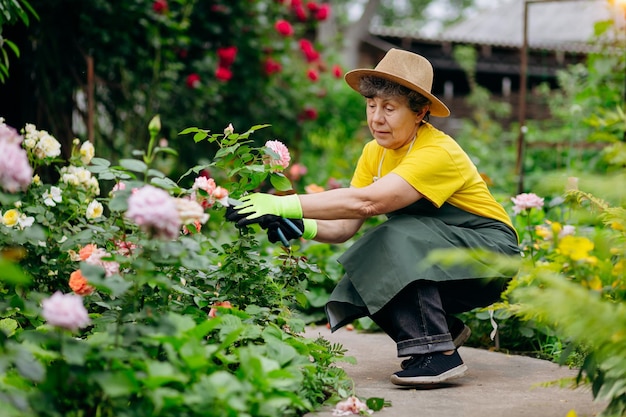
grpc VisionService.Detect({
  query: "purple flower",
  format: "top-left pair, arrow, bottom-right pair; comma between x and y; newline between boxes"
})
125,185 -> 182,240
511,193 -> 544,215
42,291 -> 91,331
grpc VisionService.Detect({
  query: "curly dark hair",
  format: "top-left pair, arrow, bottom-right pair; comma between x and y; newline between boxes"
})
358,76 -> 431,119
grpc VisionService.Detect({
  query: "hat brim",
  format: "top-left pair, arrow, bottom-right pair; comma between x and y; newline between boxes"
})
345,69 -> 450,118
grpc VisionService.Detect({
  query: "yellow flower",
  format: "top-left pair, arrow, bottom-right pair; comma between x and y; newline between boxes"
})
613,259 -> 625,277
610,221 -> 625,231
587,275 -> 603,291
550,222 -> 562,234
557,235 -> 594,261
534,225 -> 551,240
565,409 -> 578,417
2,209 -> 20,227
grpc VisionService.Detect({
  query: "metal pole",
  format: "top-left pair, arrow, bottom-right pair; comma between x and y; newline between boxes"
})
515,0 -> 595,193
515,1 -> 529,194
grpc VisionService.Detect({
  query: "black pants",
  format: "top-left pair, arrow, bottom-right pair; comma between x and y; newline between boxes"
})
370,278 -> 509,357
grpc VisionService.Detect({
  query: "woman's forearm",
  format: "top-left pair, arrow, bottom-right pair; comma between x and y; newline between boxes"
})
312,218 -> 365,243
298,187 -> 371,220
298,173 -> 422,221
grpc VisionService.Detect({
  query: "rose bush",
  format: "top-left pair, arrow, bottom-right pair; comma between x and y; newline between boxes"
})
0,116 -> 358,416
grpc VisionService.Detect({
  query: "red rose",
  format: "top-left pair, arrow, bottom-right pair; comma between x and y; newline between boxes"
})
315,3 -> 330,21
293,5 -> 307,21
299,107 -> 318,120
217,46 -> 237,67
299,39 -> 313,53
153,0 -> 168,14
332,64 -> 342,78
185,73 -> 201,89
264,58 -> 282,75
307,69 -> 319,82
306,2 -> 319,12
215,66 -> 233,82
274,19 -> 294,36
299,39 -> 319,62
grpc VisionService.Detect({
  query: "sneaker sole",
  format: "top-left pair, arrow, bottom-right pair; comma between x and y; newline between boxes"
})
390,364 -> 468,386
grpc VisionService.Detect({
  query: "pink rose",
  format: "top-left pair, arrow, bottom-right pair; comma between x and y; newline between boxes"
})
42,291 -> 91,331
0,140 -> 33,193
332,396 -> 372,416
85,247 -> 120,277
265,140 -> 291,170
288,163 -> 308,181
511,192 -> 544,215
125,185 -> 182,240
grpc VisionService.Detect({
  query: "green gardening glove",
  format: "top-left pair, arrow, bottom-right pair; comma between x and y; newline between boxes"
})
233,193 -> 303,225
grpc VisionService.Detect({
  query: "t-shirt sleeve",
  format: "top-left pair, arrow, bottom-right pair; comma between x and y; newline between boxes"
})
391,145 -> 467,207
350,142 -> 376,188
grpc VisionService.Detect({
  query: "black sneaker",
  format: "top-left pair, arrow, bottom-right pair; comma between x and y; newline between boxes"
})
400,323 -> 471,370
391,350 -> 467,386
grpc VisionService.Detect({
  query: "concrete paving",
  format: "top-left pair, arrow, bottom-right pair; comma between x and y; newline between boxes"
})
304,325 -> 607,417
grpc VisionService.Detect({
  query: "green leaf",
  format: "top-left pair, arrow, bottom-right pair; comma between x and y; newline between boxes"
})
147,169 -> 165,178
5,40 -> 19,57
14,348 -> 44,382
143,361 -> 188,388
95,370 -> 140,397
108,193 -> 129,212
366,397 -> 391,411
269,173 -> 293,191
0,318 -> 18,336
215,144 -> 240,158
119,159 -> 148,173
193,131 -> 208,142
178,127 -> 202,135
60,229 -> 95,250
153,146 -> 179,157
150,177 -> 180,191
0,258 -> 31,285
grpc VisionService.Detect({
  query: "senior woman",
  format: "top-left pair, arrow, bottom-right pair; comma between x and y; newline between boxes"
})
227,48 -> 519,386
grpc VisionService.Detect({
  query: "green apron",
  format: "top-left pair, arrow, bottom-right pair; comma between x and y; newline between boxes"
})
325,200 -> 520,331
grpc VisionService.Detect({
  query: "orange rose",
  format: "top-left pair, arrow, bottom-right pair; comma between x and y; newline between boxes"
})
69,270 -> 94,296
208,301 -> 232,318
78,244 -> 97,261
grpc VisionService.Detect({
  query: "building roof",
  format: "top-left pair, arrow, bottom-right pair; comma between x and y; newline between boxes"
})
371,0 -> 616,53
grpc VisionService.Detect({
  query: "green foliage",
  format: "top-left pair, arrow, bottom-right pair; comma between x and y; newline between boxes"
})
501,186 -> 625,416
10,0 -> 351,175
0,117 -> 359,416
451,45 -> 516,194
0,0 -> 37,83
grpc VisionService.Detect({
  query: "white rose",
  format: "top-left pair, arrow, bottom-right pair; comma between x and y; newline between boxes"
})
80,141 -> 95,165
86,200 -> 103,219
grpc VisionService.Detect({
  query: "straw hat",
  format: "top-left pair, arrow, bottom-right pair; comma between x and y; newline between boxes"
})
344,48 -> 450,118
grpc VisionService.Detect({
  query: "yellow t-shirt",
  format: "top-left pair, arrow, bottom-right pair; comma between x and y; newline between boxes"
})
351,123 -> 514,230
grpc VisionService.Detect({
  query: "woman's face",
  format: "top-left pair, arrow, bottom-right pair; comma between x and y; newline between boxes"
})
366,96 -> 425,150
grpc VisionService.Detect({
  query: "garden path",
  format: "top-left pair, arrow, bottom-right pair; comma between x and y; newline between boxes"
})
303,325 -> 607,417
